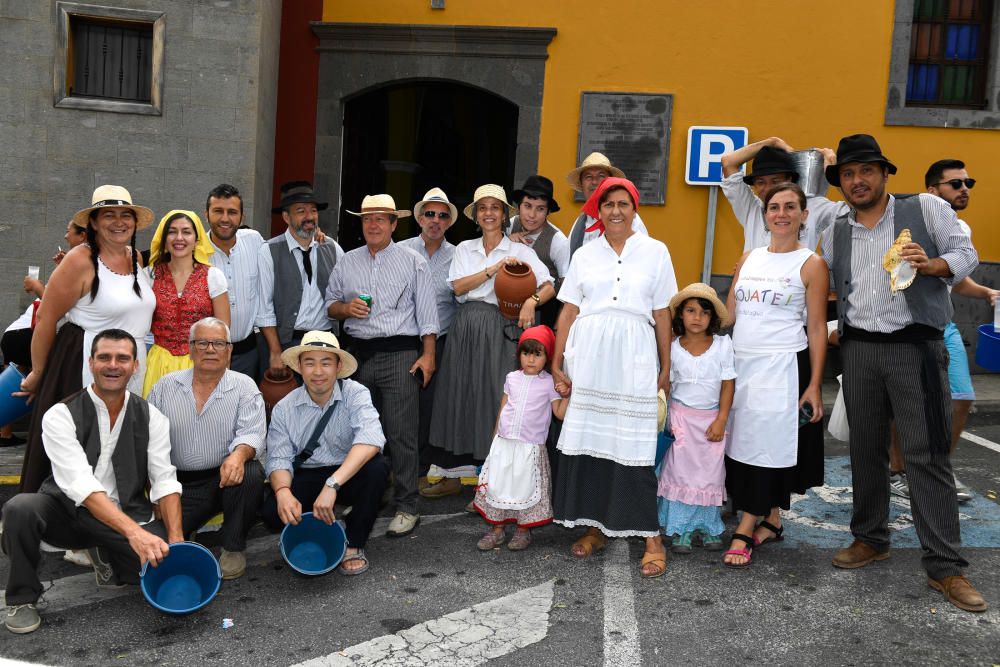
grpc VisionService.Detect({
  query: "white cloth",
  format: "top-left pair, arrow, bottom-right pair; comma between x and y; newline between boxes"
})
669,335 -> 737,410
731,247 -> 813,354
448,235 -> 553,305
521,223 -> 570,278
828,374 -> 849,441
41,386 -> 180,508
141,265 -> 227,298
5,304 -> 34,333
568,211 -> 648,248
210,228 -> 265,341
477,435 -> 541,510
64,258 -> 155,394
727,350 -> 799,468
720,171 -> 848,252
558,232 -> 677,325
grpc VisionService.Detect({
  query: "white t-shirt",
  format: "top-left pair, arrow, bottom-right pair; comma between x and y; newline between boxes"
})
670,335 -> 737,410
558,232 -> 677,325
448,236 -> 553,306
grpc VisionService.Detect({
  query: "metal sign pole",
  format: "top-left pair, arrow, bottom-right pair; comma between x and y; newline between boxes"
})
701,184 -> 718,284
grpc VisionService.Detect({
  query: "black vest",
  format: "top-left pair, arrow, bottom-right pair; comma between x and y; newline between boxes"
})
267,236 -> 339,346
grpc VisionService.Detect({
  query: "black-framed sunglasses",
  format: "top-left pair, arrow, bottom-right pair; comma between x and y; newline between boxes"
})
422,210 -> 452,220
191,339 -> 232,351
935,178 -> 975,190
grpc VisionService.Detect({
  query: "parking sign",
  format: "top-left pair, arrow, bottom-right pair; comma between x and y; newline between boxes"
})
685,126 -> 749,185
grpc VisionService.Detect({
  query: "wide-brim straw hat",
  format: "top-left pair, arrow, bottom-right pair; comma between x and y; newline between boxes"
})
566,152 -> 625,193
280,331 -> 358,378
669,283 -> 730,327
346,194 -> 411,219
463,184 -> 516,220
413,187 -> 458,222
71,185 -> 154,231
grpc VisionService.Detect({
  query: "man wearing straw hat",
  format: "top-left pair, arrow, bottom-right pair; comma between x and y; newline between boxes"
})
566,152 -> 648,257
2,330 -> 183,634
261,331 -> 388,576
326,194 -> 439,538
257,181 -> 344,379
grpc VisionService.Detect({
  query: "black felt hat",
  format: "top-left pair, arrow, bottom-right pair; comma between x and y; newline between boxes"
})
511,175 -> 560,213
271,181 -> 329,214
825,134 -> 897,187
742,146 -> 800,185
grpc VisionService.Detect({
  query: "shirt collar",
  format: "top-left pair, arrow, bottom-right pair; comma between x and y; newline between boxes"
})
848,194 -> 895,229
172,367 -> 237,394
292,381 -> 344,409
283,229 -> 317,252
86,385 -> 130,417
477,235 -> 511,256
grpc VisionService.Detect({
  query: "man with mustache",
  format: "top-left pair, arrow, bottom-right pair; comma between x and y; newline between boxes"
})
257,181 -> 344,379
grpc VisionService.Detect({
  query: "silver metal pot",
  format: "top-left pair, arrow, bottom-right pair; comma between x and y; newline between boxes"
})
791,149 -> 830,198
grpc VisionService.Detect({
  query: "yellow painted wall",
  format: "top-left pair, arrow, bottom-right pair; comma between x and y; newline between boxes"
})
323,0 -> 1000,285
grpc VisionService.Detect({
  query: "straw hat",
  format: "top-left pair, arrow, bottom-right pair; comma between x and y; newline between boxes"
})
71,185 -> 154,230
657,389 -> 667,432
668,283 -> 730,327
463,184 -> 516,220
346,194 -> 411,219
566,152 -> 625,192
280,331 -> 358,378
413,187 -> 458,222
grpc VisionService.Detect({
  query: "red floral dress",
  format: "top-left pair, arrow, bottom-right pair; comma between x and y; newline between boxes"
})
151,263 -> 213,355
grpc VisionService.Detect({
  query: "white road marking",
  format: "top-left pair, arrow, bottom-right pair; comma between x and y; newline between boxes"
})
960,430 -> 1000,455
603,539 -> 641,667
291,579 -> 556,666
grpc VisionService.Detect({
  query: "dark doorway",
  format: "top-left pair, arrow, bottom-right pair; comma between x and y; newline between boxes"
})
339,81 -> 519,250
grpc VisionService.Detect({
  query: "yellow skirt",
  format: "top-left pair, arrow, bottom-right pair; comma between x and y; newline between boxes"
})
142,344 -> 193,397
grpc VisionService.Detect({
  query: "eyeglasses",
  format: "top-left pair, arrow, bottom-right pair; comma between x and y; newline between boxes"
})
422,210 -> 451,220
935,178 -> 976,190
191,339 -> 232,351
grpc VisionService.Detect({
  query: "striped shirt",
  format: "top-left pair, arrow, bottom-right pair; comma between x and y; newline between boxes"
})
147,368 -> 267,471
820,193 -> 977,333
265,380 -> 386,477
397,236 -> 458,334
324,241 -> 439,339
209,228 -> 264,342
256,230 -> 345,332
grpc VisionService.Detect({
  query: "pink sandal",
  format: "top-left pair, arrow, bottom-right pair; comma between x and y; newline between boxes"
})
723,533 -> 753,568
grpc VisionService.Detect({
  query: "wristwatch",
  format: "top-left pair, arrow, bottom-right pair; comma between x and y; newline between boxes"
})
531,293 -> 541,304
324,476 -> 341,492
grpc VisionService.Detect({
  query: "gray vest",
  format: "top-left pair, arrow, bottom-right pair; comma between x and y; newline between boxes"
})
39,389 -> 153,522
511,215 -> 559,281
267,237 -> 338,346
831,195 -> 952,335
568,212 -> 589,257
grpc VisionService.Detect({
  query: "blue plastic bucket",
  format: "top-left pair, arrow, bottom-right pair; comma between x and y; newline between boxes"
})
976,324 -> 1000,371
140,542 -> 222,615
280,513 -> 347,576
0,364 -> 31,427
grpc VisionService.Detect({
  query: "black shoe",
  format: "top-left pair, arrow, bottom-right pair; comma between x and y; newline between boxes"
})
0,435 -> 26,448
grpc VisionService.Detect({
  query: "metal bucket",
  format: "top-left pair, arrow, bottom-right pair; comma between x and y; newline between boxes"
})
791,149 -> 830,198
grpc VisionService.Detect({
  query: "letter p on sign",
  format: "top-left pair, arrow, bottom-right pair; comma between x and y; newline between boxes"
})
685,126 -> 749,185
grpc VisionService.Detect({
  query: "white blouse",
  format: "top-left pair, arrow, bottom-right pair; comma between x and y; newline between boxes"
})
448,235 -> 553,305
670,335 -> 737,410
558,232 -> 677,324
142,265 -> 228,298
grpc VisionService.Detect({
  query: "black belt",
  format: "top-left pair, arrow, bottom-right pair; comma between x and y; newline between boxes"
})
349,335 -> 421,361
231,334 -> 257,355
841,323 -> 943,343
176,467 -> 219,483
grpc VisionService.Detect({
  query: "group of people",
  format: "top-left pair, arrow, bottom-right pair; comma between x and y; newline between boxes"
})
0,133 -> 991,636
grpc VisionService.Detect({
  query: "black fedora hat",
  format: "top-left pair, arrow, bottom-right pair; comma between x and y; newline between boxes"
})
511,175 -> 560,213
742,146 -> 800,185
272,181 -> 329,214
825,134 -> 897,187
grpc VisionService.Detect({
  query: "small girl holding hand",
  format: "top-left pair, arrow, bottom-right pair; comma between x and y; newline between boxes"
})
474,325 -> 567,551
657,284 -> 736,553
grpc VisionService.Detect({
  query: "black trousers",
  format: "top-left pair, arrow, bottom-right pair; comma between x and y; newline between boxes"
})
178,461 -> 266,552
2,493 -> 168,605
260,454 -> 388,549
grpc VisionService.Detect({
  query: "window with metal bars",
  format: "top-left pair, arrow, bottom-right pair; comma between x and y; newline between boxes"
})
69,15 -> 153,103
907,0 -> 994,108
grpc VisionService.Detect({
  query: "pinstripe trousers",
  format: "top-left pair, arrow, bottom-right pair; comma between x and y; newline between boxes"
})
841,337 -> 968,578
355,349 -> 421,513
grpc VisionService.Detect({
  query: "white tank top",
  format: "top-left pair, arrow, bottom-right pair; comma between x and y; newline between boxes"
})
732,247 -> 813,354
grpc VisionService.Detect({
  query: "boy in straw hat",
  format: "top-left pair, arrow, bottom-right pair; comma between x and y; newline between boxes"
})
566,152 -> 648,257
261,330 -> 389,576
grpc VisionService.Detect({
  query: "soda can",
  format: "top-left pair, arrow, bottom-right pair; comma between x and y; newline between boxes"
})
359,294 -> 373,308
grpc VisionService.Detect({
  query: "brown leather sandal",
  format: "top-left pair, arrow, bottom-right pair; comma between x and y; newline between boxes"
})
570,529 -> 608,559
639,550 -> 667,578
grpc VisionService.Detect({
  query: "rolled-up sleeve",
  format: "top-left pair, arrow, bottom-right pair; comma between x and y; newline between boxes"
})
265,401 -> 296,477
347,385 -> 386,450
652,244 -> 678,310
557,254 -> 583,306
920,193 -> 978,284
256,243 -> 277,328
147,406 -> 182,503
229,389 -> 267,457
42,405 -> 105,506
413,258 -> 441,337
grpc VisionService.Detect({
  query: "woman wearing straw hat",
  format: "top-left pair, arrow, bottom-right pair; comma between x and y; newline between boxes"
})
421,185 -> 556,499
141,210 -> 230,397
16,185 -> 158,492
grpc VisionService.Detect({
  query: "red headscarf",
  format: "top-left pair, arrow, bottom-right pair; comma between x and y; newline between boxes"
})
518,325 -> 555,360
582,177 -> 641,236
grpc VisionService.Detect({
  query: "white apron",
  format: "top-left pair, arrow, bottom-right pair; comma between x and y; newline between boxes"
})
477,435 -> 541,510
727,350 -> 799,468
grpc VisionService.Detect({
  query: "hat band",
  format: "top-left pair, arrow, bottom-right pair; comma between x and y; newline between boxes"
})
303,341 -> 338,350
93,199 -> 132,207
360,207 -> 397,214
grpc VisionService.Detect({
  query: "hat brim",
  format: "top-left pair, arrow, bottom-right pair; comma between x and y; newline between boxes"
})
271,199 -> 330,214
741,169 -> 801,186
668,285 -> 731,327
511,189 -> 560,213
413,200 -> 458,223
71,204 -> 155,231
565,164 -> 626,192
345,209 -> 412,219
825,156 -> 897,187
281,343 -> 358,379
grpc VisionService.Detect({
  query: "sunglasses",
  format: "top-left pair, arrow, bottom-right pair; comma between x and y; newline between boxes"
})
935,178 -> 976,190
422,210 -> 452,220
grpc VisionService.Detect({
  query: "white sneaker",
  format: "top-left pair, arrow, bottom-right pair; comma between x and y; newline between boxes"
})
954,476 -> 973,504
63,549 -> 92,567
385,511 -> 419,537
889,472 -> 910,500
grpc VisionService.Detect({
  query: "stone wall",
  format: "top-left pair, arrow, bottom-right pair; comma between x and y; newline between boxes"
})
0,0 -> 280,327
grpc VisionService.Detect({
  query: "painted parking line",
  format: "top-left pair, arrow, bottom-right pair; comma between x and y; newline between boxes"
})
603,539 -> 640,666
960,430 -> 1000,455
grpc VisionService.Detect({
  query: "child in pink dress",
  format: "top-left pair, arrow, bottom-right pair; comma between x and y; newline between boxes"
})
474,325 -> 568,551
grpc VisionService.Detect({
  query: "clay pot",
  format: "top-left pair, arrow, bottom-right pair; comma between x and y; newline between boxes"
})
259,369 -> 297,421
494,263 -> 536,320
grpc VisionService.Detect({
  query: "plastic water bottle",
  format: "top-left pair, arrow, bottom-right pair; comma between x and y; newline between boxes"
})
994,298 -> 1000,332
